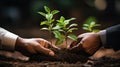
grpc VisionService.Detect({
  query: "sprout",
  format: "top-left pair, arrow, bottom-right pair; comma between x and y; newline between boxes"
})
38,6 -> 78,47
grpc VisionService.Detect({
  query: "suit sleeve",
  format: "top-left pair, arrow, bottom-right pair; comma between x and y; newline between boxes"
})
105,24 -> 120,50
0,27 -> 18,50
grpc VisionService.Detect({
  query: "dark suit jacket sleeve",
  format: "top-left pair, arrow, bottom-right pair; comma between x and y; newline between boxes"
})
106,24 -> 120,50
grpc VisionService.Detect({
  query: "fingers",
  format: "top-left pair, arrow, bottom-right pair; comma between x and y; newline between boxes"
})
69,33 -> 87,48
34,38 -> 51,46
78,33 -> 93,39
29,38 -> 60,56
36,38 -> 60,50
69,38 -> 82,48
78,33 -> 87,38
50,44 -> 60,50
35,44 -> 55,56
69,42 -> 83,52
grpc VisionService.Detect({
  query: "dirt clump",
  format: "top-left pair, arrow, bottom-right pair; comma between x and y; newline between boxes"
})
0,48 -> 90,67
30,48 -> 89,63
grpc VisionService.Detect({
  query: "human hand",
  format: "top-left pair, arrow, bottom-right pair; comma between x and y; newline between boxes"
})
15,37 -> 59,56
69,33 -> 101,55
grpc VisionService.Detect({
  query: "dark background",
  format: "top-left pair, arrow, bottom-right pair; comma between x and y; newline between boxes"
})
0,0 -> 120,39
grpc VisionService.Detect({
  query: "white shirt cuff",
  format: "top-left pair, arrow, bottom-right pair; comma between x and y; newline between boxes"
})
1,32 -> 18,50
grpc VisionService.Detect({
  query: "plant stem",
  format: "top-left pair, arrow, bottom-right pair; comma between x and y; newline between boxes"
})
49,30 -> 52,45
49,24 -> 53,45
65,37 -> 68,48
64,32 -> 68,48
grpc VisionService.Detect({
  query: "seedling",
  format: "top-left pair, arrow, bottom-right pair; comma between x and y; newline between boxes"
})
38,6 -> 59,44
82,17 -> 101,32
38,6 -> 78,47
53,16 -> 78,46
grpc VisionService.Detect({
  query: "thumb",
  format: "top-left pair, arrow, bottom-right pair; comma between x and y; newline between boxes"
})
46,49 -> 55,57
78,33 -> 87,38
69,37 -> 82,48
69,43 -> 83,52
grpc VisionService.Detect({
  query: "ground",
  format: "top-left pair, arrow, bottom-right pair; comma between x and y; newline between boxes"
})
0,39 -> 120,67
0,47 -> 120,67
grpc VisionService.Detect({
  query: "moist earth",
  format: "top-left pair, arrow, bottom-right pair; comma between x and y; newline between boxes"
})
0,48 -> 120,67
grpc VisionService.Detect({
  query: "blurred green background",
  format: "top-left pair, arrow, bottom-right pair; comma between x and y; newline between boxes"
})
0,0 -> 120,39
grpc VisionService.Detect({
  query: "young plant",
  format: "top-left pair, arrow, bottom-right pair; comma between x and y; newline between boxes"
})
53,16 -> 78,46
82,17 -> 101,32
38,6 -> 78,47
38,6 -> 59,44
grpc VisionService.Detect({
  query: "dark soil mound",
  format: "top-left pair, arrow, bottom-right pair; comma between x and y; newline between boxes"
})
30,48 -> 89,63
0,48 -> 90,67
1,49 -> 120,67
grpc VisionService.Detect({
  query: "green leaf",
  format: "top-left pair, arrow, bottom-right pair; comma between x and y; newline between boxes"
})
64,18 -> 76,26
64,20 -> 70,25
55,39 -> 64,45
69,24 -> 78,28
50,19 -> 55,23
57,16 -> 66,28
44,6 -> 50,14
56,23 -> 64,28
83,24 -> 89,27
58,29 -> 64,32
67,28 -> 78,32
59,16 -> 65,23
51,10 -> 59,15
41,28 -> 49,30
82,27 -> 89,31
53,31 -> 65,45
90,21 -> 95,26
53,25 -> 61,30
40,21 -> 48,25
85,17 -> 96,24
38,12 -> 46,17
68,18 -> 76,21
46,14 -> 53,20
67,34 -> 77,41
53,31 -> 63,39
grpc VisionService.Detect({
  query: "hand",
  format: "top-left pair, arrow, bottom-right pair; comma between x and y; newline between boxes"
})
69,33 -> 101,55
15,37 -> 59,56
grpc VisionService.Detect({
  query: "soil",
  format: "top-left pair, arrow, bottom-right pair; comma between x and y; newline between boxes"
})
1,48 -> 120,67
30,48 -> 90,63
92,50 -> 120,67
0,48 -> 90,67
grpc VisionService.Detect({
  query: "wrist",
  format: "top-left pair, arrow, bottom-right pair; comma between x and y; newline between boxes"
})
97,30 -> 106,46
15,37 -> 25,52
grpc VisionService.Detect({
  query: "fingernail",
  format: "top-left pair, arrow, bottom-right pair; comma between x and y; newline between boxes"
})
48,51 -> 55,56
